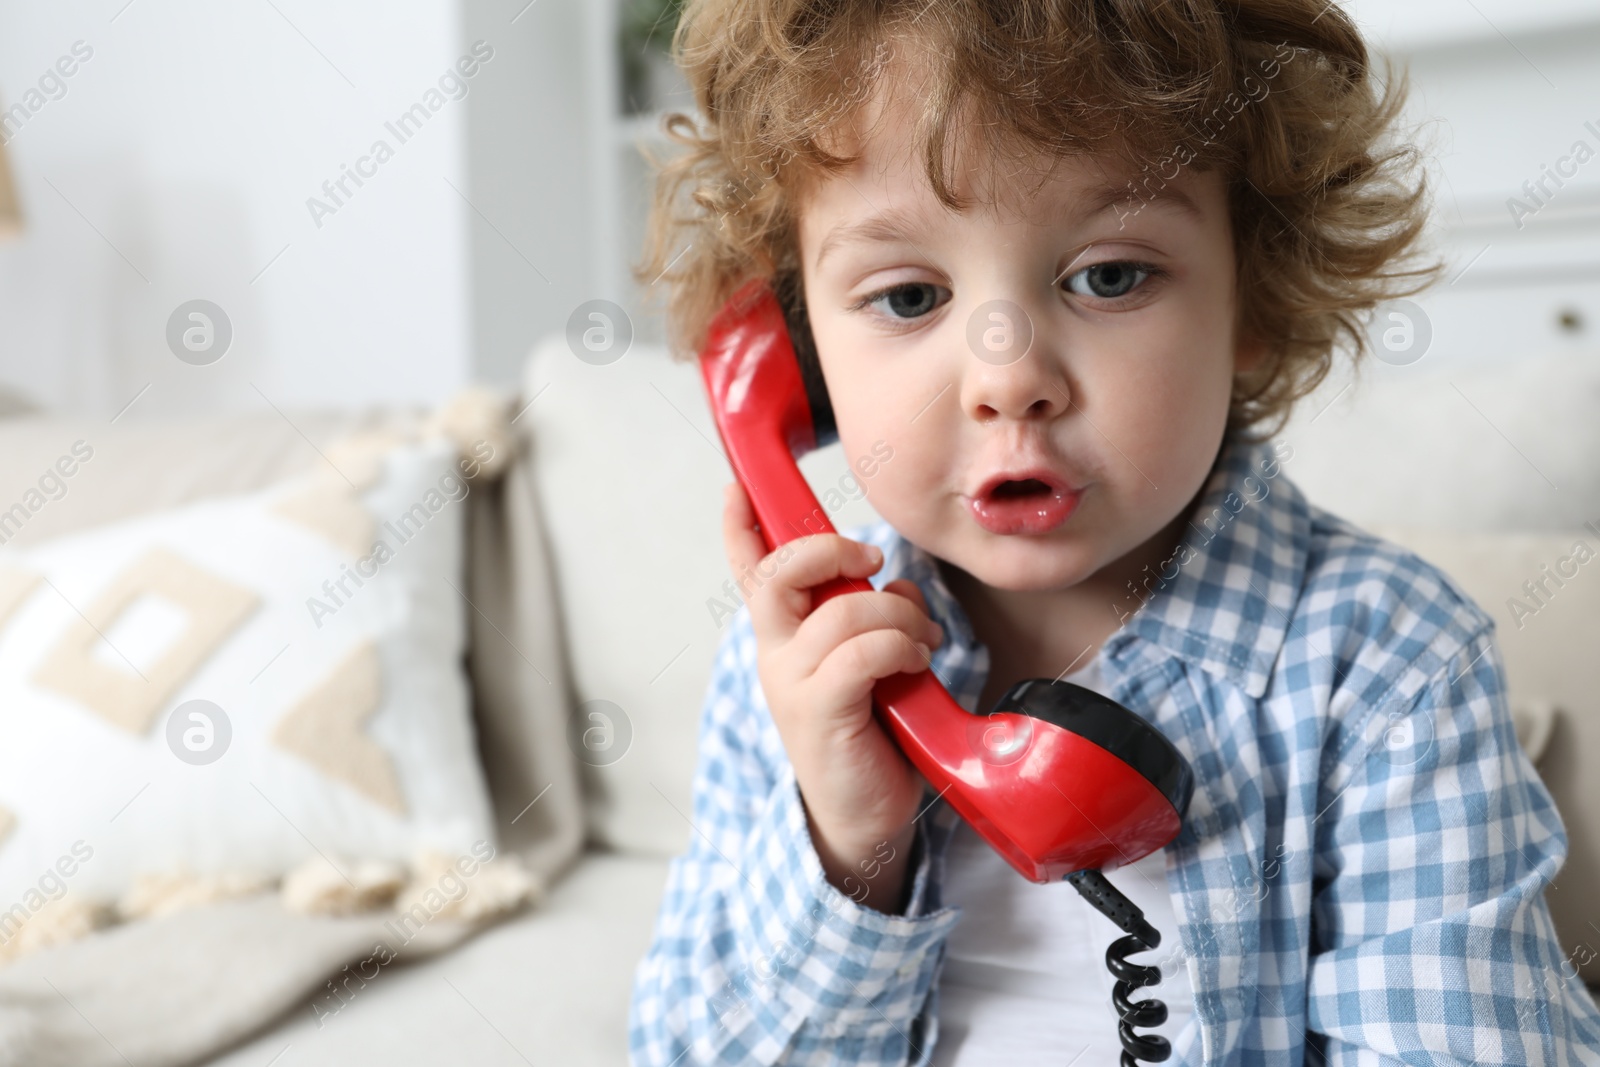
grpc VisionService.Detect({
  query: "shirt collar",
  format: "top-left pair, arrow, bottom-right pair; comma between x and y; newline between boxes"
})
868,436 -> 1309,701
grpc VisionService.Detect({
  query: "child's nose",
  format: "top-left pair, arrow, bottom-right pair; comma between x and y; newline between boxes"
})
957,300 -> 1069,423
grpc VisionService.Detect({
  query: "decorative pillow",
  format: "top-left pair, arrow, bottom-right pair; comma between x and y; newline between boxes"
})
0,430 -> 499,957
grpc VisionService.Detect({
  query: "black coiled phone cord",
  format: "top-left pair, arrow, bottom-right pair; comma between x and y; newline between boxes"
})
1065,868 -> 1172,1066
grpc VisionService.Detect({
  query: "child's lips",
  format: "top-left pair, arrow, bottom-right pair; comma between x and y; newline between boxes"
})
965,471 -> 1085,536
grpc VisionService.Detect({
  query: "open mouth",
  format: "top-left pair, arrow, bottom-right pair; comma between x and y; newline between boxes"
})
988,478 -> 1054,500
967,472 -> 1083,536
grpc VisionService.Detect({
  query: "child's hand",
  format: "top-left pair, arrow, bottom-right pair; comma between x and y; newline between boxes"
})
721,481 -> 944,913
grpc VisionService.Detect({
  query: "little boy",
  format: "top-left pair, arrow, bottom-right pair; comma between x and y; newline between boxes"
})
627,1 -> 1600,1063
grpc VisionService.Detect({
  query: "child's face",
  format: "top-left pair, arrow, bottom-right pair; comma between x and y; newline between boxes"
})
796,89 -> 1261,598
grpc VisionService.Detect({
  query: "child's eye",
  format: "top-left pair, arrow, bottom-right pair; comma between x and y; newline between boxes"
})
1063,261 -> 1158,300
852,282 -> 951,323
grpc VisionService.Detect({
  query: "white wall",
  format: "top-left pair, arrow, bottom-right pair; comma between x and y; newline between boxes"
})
0,0 -> 478,419
461,0 -> 600,388
1374,16 -> 1600,370
1344,0 -> 1600,51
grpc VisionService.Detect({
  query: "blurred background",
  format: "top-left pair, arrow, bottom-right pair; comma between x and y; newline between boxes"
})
0,0 -> 1596,417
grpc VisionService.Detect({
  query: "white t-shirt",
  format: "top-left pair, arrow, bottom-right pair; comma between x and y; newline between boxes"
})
932,659 -> 1195,1065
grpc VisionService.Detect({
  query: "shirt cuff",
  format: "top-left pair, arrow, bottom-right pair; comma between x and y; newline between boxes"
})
729,761 -> 962,1041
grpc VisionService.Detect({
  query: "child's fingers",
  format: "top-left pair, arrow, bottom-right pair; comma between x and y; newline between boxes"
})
784,587 -> 943,682
722,483 -> 885,643
882,577 -> 930,617
753,536 -> 884,649
812,625 -> 938,709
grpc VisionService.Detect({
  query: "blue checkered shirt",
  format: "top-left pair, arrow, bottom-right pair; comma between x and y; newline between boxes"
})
628,436 -> 1600,1065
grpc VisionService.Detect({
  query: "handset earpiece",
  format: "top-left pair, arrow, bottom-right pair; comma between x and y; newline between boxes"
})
771,268 -> 837,449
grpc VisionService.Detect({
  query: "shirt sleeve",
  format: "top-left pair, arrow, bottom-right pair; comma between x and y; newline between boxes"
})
628,609 -> 964,1066
1306,624 -> 1600,1065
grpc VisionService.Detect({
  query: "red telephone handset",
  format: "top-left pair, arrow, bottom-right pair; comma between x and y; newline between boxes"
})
699,276 -> 1194,884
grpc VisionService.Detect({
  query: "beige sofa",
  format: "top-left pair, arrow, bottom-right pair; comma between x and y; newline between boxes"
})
0,334 -> 1594,1065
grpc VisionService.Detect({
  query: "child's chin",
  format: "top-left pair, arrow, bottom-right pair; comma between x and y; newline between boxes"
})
944,533 -> 1093,592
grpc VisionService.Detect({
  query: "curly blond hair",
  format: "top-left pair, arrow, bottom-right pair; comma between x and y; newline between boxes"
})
633,0 -> 1438,444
